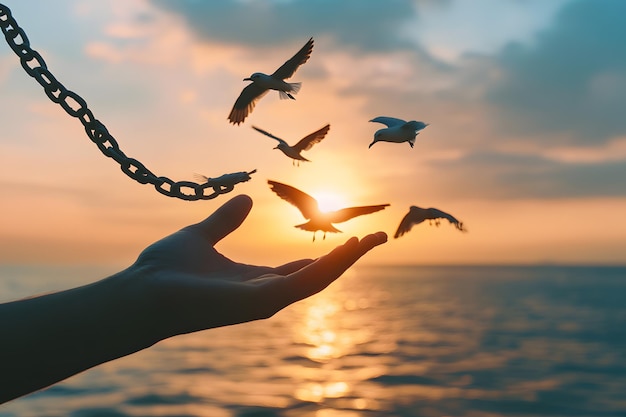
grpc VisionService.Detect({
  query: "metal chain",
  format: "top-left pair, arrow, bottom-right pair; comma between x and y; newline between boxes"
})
0,4 -> 255,201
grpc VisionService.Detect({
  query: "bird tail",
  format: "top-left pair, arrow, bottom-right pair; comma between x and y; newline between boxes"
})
289,82 -> 302,94
295,221 -> 341,233
193,173 -> 209,182
279,82 -> 301,100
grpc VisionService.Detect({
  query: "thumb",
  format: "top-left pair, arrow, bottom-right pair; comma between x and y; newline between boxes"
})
189,194 -> 253,245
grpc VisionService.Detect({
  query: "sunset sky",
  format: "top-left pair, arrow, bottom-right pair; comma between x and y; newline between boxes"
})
1,0 -> 625,267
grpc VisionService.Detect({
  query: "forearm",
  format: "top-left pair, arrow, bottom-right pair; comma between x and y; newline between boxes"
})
0,266 -> 157,403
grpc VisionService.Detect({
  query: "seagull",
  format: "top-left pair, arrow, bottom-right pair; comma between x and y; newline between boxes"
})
252,124 -> 330,166
268,180 -> 389,241
228,37 -> 314,125
194,169 -> 257,186
369,116 -> 429,148
394,205 -> 466,238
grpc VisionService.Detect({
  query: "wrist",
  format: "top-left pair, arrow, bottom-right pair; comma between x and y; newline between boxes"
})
102,265 -> 163,353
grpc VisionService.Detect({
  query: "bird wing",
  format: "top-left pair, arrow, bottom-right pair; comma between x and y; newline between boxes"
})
228,84 -> 269,125
251,126 -> 288,147
393,209 -> 421,238
394,206 -> 429,238
428,208 -> 465,231
293,124 -> 330,152
369,116 -> 406,127
271,37 -> 314,80
194,173 -> 209,182
267,180 -> 320,219
326,204 -> 389,224
405,120 -> 428,132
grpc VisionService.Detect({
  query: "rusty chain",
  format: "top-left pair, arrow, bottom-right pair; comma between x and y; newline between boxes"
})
0,3 -> 255,201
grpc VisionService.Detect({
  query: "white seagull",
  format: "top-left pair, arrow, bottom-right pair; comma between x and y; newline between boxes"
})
268,180 -> 389,241
252,124 -> 330,166
394,205 -> 466,239
369,116 -> 429,148
228,37 -> 314,125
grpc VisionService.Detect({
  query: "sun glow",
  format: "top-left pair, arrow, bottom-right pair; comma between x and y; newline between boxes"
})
313,191 -> 350,213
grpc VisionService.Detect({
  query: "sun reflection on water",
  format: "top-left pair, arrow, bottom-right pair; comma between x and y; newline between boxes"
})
296,282 -> 367,364
288,272 -> 386,405
294,381 -> 350,402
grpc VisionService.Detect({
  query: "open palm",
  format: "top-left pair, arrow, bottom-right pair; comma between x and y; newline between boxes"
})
132,194 -> 387,339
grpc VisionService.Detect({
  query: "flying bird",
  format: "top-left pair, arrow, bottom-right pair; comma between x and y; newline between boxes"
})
268,180 -> 389,241
228,37 -> 314,125
394,205 -> 466,239
252,124 -> 330,166
194,169 -> 257,186
369,116 -> 429,148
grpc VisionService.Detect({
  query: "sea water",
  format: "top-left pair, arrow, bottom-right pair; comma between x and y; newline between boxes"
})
1,264 -> 625,417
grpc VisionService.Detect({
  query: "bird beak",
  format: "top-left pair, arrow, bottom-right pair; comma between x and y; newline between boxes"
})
243,77 -> 252,81
368,141 -> 375,149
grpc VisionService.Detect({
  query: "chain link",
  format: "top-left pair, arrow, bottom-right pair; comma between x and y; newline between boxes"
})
0,4 -> 255,201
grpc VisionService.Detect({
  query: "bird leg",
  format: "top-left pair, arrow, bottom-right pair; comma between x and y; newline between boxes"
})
323,232 -> 327,240
312,232 -> 316,242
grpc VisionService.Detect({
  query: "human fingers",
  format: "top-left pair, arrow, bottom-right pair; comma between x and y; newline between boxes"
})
278,232 -> 387,304
214,258 -> 315,283
175,233 -> 385,327
325,231 -> 388,274
269,259 -> 315,276
187,194 -> 253,245
232,259 -> 314,282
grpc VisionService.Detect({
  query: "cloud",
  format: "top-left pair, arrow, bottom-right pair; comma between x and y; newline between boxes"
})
543,137 -> 626,164
0,55 -> 17,86
432,150 -> 626,199
92,0 -> 626,203
150,0 -> 421,52
486,0 -> 626,145
407,0 -> 569,62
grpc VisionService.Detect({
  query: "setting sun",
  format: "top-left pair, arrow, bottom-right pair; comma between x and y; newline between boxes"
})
312,191 -> 350,213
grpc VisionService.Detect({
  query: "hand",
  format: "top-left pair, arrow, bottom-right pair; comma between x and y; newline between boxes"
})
133,194 -> 388,340
0,194 -> 386,403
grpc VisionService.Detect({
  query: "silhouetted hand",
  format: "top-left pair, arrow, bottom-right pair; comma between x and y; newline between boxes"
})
134,194 -> 388,340
0,194 -> 387,403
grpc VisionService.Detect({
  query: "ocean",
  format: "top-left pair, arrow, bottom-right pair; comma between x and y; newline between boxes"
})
1,264 -> 625,417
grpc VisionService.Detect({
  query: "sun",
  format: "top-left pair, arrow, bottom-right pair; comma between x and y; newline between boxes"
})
313,191 -> 350,213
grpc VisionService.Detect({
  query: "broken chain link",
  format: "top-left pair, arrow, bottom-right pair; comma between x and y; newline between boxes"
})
0,4 -> 255,201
